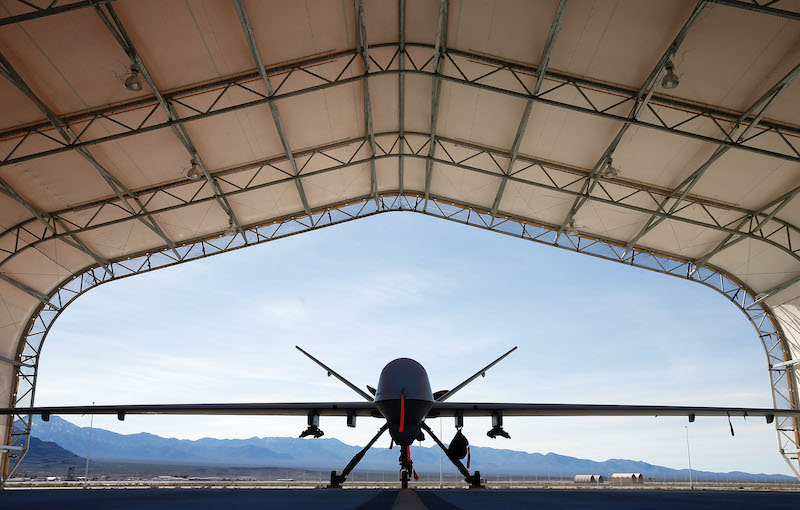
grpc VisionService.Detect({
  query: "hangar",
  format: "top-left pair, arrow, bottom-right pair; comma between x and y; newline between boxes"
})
0,0 -> 799,483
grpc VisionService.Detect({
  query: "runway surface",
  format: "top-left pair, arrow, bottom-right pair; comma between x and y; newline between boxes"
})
3,488 -> 800,509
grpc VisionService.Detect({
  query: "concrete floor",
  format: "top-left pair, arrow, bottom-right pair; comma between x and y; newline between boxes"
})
3,488 -> 800,509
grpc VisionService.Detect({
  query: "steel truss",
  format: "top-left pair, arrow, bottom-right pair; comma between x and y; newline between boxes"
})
2,44 -> 799,170
2,132 -> 800,275
233,0 -> 312,218
0,50 -> 180,262
91,2 -> 246,241
421,0 -> 447,212
355,0 -> 381,207
2,191 -> 799,481
490,0 -> 568,223
556,0 -> 709,239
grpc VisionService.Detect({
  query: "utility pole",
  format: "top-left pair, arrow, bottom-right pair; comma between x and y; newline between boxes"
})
685,426 -> 694,490
84,402 -> 95,489
439,418 -> 443,489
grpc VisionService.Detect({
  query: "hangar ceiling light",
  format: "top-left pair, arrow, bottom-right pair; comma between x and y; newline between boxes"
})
223,220 -> 238,237
186,160 -> 203,181
661,60 -> 680,89
123,64 -> 142,91
601,159 -> 620,179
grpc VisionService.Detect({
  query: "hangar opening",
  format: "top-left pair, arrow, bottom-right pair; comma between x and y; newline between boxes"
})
0,0 -> 799,483
17,214 -> 790,480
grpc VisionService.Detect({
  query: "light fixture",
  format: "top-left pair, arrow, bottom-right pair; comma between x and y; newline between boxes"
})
601,158 -> 620,179
186,159 -> 203,181
566,220 -> 579,235
661,60 -> 679,89
123,64 -> 142,92
223,220 -> 237,236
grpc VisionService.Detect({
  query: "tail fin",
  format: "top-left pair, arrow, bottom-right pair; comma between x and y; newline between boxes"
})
296,346 -> 374,402
436,347 -> 518,402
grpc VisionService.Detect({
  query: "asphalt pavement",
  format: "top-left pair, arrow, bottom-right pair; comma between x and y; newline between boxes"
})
3,488 -> 800,509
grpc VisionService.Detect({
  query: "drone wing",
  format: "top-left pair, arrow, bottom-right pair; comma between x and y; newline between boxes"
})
0,402 -> 378,419
430,402 -> 798,421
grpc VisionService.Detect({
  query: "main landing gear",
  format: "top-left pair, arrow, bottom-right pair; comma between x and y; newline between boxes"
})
327,423 -> 389,488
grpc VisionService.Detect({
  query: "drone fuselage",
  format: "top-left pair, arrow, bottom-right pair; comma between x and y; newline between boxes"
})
373,358 -> 434,446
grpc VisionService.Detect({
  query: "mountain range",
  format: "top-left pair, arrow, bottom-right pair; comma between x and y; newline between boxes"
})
20,416 -> 795,482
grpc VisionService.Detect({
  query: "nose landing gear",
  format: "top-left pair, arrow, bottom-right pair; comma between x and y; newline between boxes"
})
399,445 -> 413,489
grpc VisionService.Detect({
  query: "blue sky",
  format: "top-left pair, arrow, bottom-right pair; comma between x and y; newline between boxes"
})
34,212 -> 793,475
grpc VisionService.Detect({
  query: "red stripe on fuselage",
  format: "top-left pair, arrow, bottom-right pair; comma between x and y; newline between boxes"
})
399,394 -> 405,432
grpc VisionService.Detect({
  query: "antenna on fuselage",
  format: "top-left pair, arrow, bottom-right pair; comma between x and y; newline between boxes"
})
436,346 -> 518,402
295,346 -> 374,402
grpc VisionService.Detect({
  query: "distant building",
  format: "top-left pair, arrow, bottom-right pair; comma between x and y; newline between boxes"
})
66,467 -> 76,481
611,473 -> 643,486
574,474 -> 604,483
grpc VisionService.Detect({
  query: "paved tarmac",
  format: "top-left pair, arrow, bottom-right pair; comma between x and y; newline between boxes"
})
3,488 -> 800,509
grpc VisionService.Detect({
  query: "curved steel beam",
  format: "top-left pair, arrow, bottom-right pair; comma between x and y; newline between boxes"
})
490,0 -> 569,223
355,0 -> 380,208
0,49 -> 180,261
2,46 -> 799,168
422,0 -> 448,212
622,62 -> 800,259
93,3 -> 247,241
233,0 -> 311,218
2,133 -> 800,274
556,0 -> 709,239
708,0 -> 800,21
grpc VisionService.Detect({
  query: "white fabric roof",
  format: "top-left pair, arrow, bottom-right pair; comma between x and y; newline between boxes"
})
0,0 -> 799,473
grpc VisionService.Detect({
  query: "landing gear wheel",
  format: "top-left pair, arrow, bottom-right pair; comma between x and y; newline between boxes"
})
401,470 -> 409,489
327,470 -> 343,489
468,470 -> 485,489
